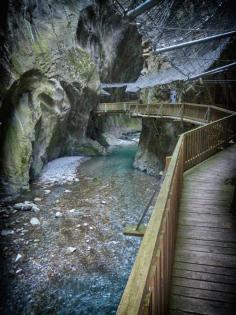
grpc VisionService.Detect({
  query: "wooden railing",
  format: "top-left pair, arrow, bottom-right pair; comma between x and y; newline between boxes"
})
116,110 -> 236,315
96,102 -> 234,126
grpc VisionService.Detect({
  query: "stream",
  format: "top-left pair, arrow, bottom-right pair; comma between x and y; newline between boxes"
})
0,141 -> 159,315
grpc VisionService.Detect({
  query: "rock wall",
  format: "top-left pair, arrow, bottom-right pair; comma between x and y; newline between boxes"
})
0,0 -> 145,198
134,118 -> 192,176
77,0 -> 143,83
87,113 -> 141,146
0,0 -> 138,198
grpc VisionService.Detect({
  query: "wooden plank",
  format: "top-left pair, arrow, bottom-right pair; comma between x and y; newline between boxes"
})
169,294 -> 236,315
175,242 -> 236,255
178,218 -> 235,229
173,269 -> 236,285
176,237 -> 236,249
173,261 -> 236,277
177,228 -> 236,242
171,285 -> 236,304
178,213 -> 236,227
172,277 -> 236,294
123,224 -> 146,237
179,208 -> 232,215
175,249 -> 236,268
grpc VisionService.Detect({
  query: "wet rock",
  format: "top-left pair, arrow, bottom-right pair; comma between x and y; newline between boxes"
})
134,119 -> 191,176
65,247 -> 76,254
32,205 -> 40,213
14,202 -> 32,211
1,229 -> 15,236
15,254 -> 22,262
64,189 -> 72,193
16,269 -> 22,274
55,212 -> 63,218
30,218 -> 40,226
44,190 -> 51,195
34,197 -> 42,202
14,201 -> 40,212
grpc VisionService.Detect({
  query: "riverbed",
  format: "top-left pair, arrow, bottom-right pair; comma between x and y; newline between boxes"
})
0,142 -> 159,315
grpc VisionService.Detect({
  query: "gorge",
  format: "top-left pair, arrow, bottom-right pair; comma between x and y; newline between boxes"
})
0,1 -> 236,314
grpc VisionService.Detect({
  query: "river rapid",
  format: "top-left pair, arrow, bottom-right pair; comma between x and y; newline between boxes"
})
0,141 -> 160,315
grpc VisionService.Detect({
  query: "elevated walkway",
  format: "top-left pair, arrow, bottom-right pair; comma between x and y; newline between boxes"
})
107,101 -> 236,315
169,144 -> 236,315
96,102 -> 234,126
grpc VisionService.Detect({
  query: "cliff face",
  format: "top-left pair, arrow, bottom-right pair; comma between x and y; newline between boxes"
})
133,118 -> 192,176
0,0 -> 102,197
77,0 -> 143,83
0,0 -> 143,198
124,0 -> 236,175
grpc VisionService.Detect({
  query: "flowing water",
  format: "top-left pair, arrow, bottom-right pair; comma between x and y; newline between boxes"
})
0,142 -> 159,315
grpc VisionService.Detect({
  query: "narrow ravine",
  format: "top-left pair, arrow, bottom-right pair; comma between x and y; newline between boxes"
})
0,141 -> 159,314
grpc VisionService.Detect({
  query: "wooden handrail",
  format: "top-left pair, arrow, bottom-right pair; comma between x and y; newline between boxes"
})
116,107 -> 236,314
96,103 -> 233,126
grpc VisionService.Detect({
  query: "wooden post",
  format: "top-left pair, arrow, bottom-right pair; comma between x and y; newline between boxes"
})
165,156 -> 172,172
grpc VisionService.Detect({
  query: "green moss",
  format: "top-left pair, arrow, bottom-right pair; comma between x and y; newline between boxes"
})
32,37 -> 50,56
77,145 -> 101,156
10,56 -> 22,76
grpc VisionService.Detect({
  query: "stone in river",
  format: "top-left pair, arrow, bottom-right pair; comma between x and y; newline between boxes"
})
15,254 -> 22,262
55,212 -> 63,218
65,247 -> 76,254
30,218 -> 40,226
1,230 -> 15,236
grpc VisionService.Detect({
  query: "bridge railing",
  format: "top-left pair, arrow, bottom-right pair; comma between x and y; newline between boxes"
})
117,112 -> 236,315
97,102 -> 234,126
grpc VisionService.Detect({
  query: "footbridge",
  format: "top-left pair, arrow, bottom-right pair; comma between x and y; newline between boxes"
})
96,102 -> 234,126
96,102 -> 236,314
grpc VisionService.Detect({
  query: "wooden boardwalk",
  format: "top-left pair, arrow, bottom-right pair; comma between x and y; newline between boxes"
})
169,144 -> 236,315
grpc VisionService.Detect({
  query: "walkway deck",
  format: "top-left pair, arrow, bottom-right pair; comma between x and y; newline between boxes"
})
169,144 -> 236,315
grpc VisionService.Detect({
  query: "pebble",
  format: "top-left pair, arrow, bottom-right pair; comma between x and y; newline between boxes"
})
65,247 -> 76,254
30,218 -> 40,226
44,190 -> 51,195
14,202 -> 32,211
15,254 -> 22,262
69,209 -> 75,213
34,197 -> 42,202
89,226 -> 94,230
32,205 -> 40,213
83,223 -> 88,226
1,229 -> 15,236
101,200 -> 106,204
64,189 -> 72,193
159,170 -> 164,176
13,201 -> 40,212
16,269 -> 22,274
55,212 -> 63,218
